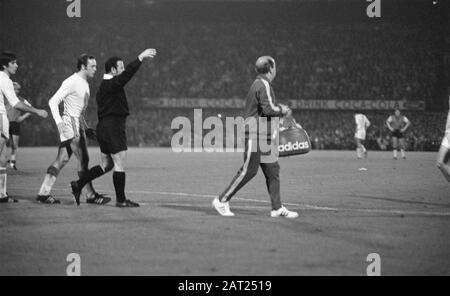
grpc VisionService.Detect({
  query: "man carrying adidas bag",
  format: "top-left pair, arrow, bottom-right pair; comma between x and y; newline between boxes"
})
212,56 -> 299,218
278,113 -> 311,157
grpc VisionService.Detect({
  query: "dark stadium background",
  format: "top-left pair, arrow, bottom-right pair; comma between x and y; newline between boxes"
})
0,0 -> 448,150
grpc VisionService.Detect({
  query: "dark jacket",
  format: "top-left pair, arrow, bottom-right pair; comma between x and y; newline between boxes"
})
244,75 -> 283,138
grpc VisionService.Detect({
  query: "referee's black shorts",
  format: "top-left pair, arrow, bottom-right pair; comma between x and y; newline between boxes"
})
9,121 -> 21,136
97,116 -> 127,155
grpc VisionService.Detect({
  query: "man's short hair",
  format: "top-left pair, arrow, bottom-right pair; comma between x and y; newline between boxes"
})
77,53 -> 95,70
104,56 -> 123,73
0,51 -> 17,69
255,56 -> 275,74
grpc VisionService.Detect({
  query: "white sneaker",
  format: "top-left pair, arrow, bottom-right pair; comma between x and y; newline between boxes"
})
212,198 -> 235,217
270,206 -> 299,218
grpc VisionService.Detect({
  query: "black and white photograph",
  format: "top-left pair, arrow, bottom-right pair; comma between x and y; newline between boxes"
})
0,0 -> 449,278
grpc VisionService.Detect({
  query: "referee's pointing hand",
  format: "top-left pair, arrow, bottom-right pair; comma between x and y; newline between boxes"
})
138,48 -> 157,61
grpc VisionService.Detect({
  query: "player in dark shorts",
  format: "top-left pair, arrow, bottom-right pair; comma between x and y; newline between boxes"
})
386,109 -> 410,159
391,130 -> 403,138
70,48 -> 156,208
7,82 -> 32,170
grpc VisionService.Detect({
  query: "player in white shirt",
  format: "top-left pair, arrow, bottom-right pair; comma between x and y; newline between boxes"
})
37,54 -> 109,205
437,95 -> 450,182
354,112 -> 371,159
0,52 -> 48,203
386,109 -> 411,159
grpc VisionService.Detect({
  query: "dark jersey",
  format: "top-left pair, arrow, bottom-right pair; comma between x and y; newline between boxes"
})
387,115 -> 409,131
96,59 -> 142,120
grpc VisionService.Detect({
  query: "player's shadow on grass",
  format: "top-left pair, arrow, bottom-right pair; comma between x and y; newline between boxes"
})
160,204 -> 262,216
356,195 -> 450,208
11,195 -> 119,207
6,170 -> 34,176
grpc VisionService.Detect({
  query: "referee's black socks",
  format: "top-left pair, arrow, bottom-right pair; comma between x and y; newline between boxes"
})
77,166 -> 105,189
113,171 -> 126,203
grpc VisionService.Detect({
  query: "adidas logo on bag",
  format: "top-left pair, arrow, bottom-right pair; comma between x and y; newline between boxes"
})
278,141 -> 309,152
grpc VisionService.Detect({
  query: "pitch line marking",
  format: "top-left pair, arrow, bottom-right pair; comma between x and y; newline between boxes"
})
9,186 -> 450,217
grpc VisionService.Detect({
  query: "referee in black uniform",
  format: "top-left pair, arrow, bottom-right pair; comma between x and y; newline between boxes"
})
71,48 -> 156,207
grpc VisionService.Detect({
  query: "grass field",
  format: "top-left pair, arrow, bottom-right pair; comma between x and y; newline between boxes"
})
1,147 -> 449,275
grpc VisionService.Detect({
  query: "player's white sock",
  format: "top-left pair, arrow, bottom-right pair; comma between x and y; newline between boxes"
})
0,167 -> 7,197
400,149 -> 405,158
393,150 -> 398,158
10,155 -> 16,167
38,174 -> 57,196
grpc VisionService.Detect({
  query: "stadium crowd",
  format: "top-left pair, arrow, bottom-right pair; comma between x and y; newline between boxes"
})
1,1 -> 446,150
7,20 -> 441,105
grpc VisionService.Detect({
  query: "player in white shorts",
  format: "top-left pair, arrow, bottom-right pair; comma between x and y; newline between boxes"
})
0,52 -> 48,203
437,95 -> 450,182
36,54 -> 109,205
354,112 -> 371,159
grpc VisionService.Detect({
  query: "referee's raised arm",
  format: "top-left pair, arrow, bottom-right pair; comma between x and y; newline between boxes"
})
113,48 -> 157,88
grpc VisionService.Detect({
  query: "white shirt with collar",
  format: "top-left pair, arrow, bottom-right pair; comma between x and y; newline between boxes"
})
48,73 -> 90,125
0,71 -> 20,114
103,73 -> 113,80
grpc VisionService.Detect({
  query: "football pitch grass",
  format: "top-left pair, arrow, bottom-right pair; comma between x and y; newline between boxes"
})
1,147 -> 449,275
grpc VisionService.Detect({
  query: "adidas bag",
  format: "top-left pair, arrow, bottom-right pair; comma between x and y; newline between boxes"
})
278,127 -> 311,157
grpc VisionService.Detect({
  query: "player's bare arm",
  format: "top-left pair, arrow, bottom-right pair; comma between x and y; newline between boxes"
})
1,74 -> 47,118
16,112 -> 31,123
401,120 -> 411,133
13,101 -> 47,118
79,111 -> 96,140
79,108 -> 89,130
386,119 -> 394,132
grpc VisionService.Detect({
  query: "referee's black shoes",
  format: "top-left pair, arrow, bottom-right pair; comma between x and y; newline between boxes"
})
71,182 -> 111,206
116,200 -> 140,208
70,181 -> 82,206
86,193 -> 111,205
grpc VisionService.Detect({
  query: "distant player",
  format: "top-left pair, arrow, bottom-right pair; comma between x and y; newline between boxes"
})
0,51 -> 48,203
437,95 -> 450,182
354,111 -> 370,159
36,54 -> 107,205
386,109 -> 410,159
70,49 -> 157,208
6,82 -> 32,170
